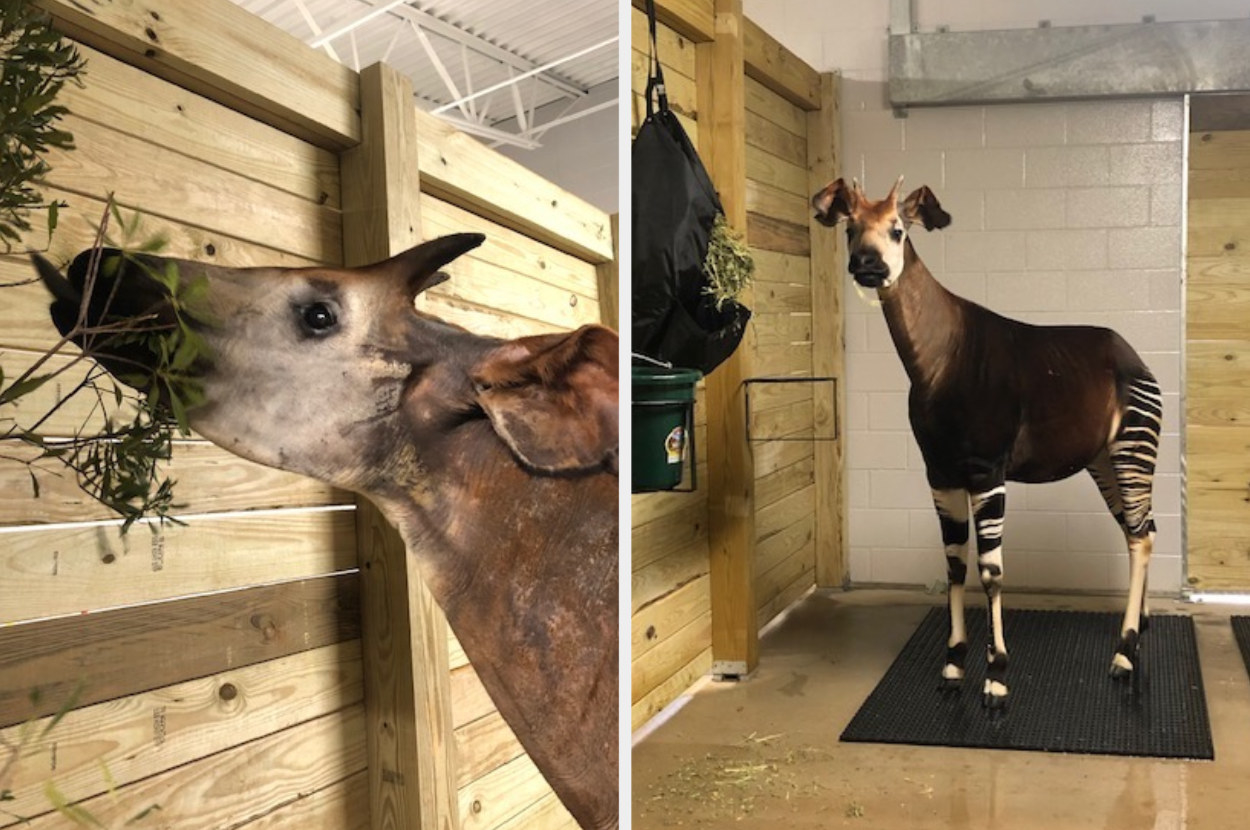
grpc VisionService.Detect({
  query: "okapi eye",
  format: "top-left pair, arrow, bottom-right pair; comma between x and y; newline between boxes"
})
300,302 -> 338,334
890,227 -> 904,242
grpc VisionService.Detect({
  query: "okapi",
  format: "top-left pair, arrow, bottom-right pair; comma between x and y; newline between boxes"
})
33,237 -> 619,830
812,177 -> 1161,708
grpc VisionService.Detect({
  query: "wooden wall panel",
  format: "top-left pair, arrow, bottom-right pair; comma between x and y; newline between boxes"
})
1187,128 -> 1250,589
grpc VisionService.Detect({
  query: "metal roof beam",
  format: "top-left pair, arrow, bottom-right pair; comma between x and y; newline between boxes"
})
357,0 -> 588,99
891,18 -> 1250,106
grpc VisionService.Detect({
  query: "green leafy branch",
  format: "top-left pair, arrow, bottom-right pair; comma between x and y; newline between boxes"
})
0,0 -> 86,252
0,198 -> 209,531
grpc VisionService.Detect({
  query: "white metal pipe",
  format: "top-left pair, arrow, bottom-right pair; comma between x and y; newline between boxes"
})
309,0 -> 409,47
431,36 -> 617,114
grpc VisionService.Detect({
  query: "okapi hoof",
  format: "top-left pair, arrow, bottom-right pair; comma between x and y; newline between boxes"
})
981,680 -> 1008,709
939,675 -> 963,692
1111,630 -> 1139,681
1109,653 -> 1134,681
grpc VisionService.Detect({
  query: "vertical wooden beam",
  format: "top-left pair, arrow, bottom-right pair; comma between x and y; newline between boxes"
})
596,214 -> 620,328
340,62 -> 458,830
697,0 -> 757,677
807,73 -> 847,588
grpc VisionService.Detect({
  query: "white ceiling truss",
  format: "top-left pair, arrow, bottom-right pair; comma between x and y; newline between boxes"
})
232,0 -> 618,150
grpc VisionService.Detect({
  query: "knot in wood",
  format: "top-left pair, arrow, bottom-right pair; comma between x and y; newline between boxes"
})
219,682 -> 238,701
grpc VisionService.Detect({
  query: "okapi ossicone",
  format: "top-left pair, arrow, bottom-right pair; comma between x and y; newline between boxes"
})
812,178 -> 1161,708
33,236 -> 619,830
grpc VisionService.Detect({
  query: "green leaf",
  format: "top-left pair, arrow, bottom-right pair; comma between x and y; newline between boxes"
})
46,199 -> 58,244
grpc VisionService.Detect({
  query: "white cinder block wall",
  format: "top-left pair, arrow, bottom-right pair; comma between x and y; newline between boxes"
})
739,0 -> 1235,594
839,85 -> 1184,593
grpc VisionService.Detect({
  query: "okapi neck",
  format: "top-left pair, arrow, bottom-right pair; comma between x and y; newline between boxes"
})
878,239 -> 963,389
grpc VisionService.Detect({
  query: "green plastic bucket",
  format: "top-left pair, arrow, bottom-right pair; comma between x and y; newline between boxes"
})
632,365 -> 701,493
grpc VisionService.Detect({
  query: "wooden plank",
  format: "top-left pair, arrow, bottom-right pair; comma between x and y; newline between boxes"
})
755,513 -> 815,578
630,647 -> 711,730
1189,130 -> 1250,170
632,47 -> 700,121
1187,340 -> 1250,427
746,109 -> 808,166
751,248 -> 813,285
1186,485 -> 1250,589
742,17 -> 821,110
631,610 -> 711,703
746,178 -> 811,226
755,279 -> 814,315
0,573 -> 359,728
236,772 -> 370,830
63,44 -> 340,207
21,712 -> 369,830
746,143 -> 809,197
745,75 -> 806,137
1187,424 -> 1250,489
451,663 -> 496,730
0,442 -> 347,527
1186,223 -> 1250,259
0,642 -> 363,824
632,539 -> 711,614
455,711 -> 524,789
748,211 -> 811,256
458,752 -> 557,830
629,463 -> 709,529
755,434 -> 817,477
415,110 -> 613,264
632,573 -> 711,661
493,792 -> 577,830
757,483 -> 815,542
341,63 -> 458,830
756,455 -> 816,510
44,115 -> 342,262
37,0 -> 359,149
1187,256 -> 1250,340
756,565 -> 815,630
753,339 -> 814,376
631,7 -> 699,79
808,73 -> 846,588
630,0 -> 716,43
632,91 -> 699,141
699,0 -> 757,677
0,509 -> 357,624
632,497 -> 711,573
421,197 -> 601,298
597,214 -> 620,329
755,539 -> 816,618
750,312 -> 813,349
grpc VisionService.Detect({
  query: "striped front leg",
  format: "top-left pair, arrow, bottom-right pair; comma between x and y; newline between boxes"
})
971,484 -> 1009,708
933,488 -> 970,688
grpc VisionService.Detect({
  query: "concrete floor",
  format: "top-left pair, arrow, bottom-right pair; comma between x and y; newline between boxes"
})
632,589 -> 1250,829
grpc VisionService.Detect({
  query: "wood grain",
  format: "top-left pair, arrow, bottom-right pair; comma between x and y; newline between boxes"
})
743,17 -> 821,110
415,110 -> 613,264
0,642 -> 363,825
632,574 -> 711,662
748,211 -> 812,256
631,648 -> 711,730
37,0 -> 359,148
43,115 -> 342,263
630,0 -> 716,43
631,610 -> 711,703
0,509 -> 357,624
631,6 -> 699,79
21,711 -> 368,830
0,573 -> 359,728
632,538 -> 712,615
458,752 -> 572,830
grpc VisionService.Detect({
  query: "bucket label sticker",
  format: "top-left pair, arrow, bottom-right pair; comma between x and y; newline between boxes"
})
665,426 -> 685,464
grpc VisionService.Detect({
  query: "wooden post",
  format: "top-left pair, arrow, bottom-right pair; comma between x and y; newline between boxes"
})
807,73 -> 846,588
697,0 -> 758,677
340,62 -> 458,830
596,214 -> 620,329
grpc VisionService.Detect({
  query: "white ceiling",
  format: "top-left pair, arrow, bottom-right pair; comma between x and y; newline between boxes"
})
229,0 -> 618,150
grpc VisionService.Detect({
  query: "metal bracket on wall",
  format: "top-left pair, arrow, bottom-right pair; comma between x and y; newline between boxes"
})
743,377 -> 839,443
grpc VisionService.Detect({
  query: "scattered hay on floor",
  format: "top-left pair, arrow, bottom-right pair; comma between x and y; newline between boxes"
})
639,733 -> 834,825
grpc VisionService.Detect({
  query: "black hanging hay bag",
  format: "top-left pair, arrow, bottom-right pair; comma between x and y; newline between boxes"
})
631,0 -> 750,376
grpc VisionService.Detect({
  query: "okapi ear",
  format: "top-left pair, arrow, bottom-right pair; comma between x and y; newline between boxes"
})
811,178 -> 856,227
901,186 -> 952,231
471,325 -> 619,475
369,233 -> 486,296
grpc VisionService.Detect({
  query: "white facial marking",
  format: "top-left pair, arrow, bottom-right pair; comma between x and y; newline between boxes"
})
879,222 -> 906,288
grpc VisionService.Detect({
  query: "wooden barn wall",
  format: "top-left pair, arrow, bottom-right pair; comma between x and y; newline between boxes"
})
744,78 -> 821,629
2,2 -> 612,828
629,3 -> 714,731
0,40 -> 364,830
1186,128 -> 1250,590
630,0 -> 841,729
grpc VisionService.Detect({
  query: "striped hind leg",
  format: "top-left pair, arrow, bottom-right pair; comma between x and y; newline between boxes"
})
970,481 -> 1009,708
1108,376 -> 1162,679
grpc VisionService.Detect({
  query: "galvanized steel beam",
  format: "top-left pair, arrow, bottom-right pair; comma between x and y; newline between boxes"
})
890,18 -> 1250,106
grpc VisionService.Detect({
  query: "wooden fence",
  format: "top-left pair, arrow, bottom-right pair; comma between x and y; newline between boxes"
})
629,0 -> 843,729
0,2 -> 614,829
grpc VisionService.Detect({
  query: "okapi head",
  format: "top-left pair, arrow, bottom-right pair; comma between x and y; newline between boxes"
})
31,236 -> 619,493
811,176 -> 951,289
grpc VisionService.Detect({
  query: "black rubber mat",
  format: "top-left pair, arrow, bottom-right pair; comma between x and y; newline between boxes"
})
1231,617 -> 1250,682
841,607 -> 1213,760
